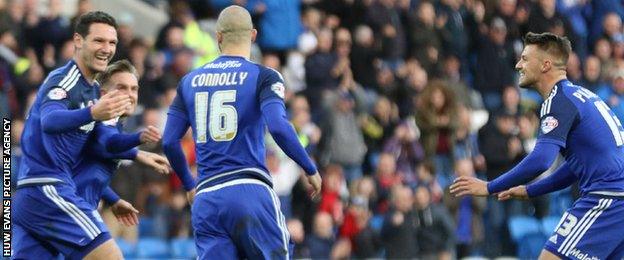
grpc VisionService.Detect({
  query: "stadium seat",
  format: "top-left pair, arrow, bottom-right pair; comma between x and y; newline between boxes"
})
170,238 -> 197,259
138,217 -> 155,237
541,215 -> 562,235
136,237 -> 170,258
508,216 -> 541,242
116,238 -> 136,258
516,233 -> 547,260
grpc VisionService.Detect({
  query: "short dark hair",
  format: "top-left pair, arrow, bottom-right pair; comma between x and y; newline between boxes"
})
74,11 -> 117,38
523,32 -> 572,66
96,60 -> 138,88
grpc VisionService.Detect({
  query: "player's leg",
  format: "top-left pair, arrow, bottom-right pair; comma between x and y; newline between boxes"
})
81,237 -> 123,260
538,249 -> 562,260
191,189 -> 239,259
542,196 -> 624,259
11,222 -> 59,259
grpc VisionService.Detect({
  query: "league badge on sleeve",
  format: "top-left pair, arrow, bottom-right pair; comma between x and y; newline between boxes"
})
271,82 -> 285,99
541,116 -> 559,134
47,87 -> 68,100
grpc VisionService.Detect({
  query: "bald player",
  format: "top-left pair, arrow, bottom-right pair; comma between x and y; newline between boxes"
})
162,6 -> 322,259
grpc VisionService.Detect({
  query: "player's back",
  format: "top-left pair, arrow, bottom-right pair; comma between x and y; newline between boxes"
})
20,60 -> 98,184
172,56 -> 283,186
555,80 -> 624,194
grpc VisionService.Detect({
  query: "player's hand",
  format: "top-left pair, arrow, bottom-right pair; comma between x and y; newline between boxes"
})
135,151 -> 170,175
91,90 -> 131,121
111,199 -> 139,226
498,185 -> 529,201
140,125 -> 162,144
306,172 -> 322,199
186,189 -> 196,204
449,176 -> 490,197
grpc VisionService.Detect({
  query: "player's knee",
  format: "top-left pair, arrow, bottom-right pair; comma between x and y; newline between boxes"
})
83,239 -> 123,260
539,249 -> 562,260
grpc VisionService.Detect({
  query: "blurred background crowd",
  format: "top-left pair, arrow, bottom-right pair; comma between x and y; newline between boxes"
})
3,0 -> 624,258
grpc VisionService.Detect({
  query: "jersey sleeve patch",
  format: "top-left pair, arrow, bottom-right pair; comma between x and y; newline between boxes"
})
47,87 -> 68,100
541,116 -> 559,134
271,82 -> 285,99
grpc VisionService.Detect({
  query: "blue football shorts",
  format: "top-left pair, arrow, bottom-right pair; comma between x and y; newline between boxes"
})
544,195 -> 624,259
12,183 -> 110,259
192,178 -> 294,260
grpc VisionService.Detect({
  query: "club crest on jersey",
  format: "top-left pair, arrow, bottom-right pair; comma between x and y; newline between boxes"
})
541,116 -> 558,134
271,82 -> 285,99
47,88 -> 67,100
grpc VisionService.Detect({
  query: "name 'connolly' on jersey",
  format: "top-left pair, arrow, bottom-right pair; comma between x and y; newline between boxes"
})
191,72 -> 249,87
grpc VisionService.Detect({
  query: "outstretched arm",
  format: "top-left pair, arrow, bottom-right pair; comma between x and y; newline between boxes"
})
486,141 -> 561,194
498,162 -> 576,200
162,113 -> 195,191
450,141 -> 560,196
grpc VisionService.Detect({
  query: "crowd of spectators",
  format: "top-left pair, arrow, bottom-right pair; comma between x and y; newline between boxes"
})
4,0 -> 624,258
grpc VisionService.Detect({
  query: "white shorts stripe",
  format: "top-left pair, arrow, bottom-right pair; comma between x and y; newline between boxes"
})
558,199 -> 607,254
263,185 -> 289,259
42,185 -> 96,239
47,186 -> 101,237
564,199 -> 612,256
58,65 -> 77,87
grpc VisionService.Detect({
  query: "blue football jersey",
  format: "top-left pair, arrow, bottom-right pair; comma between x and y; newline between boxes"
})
168,55 -> 285,186
19,60 -> 99,183
72,121 -> 123,208
538,79 -> 624,194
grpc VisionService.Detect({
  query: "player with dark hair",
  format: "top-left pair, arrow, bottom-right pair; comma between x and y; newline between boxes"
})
162,5 -> 322,259
12,12 -> 151,259
450,32 -> 624,259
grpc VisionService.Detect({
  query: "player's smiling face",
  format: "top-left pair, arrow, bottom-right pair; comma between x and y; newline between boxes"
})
78,23 -> 117,74
515,45 -> 541,88
102,72 -> 139,116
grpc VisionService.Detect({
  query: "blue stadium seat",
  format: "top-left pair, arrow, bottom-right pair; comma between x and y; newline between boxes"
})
508,216 -> 541,242
170,238 -> 197,259
541,215 -> 562,235
136,237 -> 170,258
116,238 -> 136,258
516,233 -> 547,260
138,217 -> 155,237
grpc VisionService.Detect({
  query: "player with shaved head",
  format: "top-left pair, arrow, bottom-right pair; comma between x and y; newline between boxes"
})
163,5 -> 322,259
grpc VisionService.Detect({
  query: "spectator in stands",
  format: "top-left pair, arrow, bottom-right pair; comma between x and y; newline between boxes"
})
408,1 -> 442,75
350,25 -> 378,90
598,69 -> 624,122
304,28 -> 339,112
374,153 -> 402,214
318,164 -> 346,224
444,159 -> 485,258
361,96 -> 399,172
415,184 -> 455,260
318,90 -> 367,182
255,0 -> 302,59
382,120 -> 425,186
381,185 -> 418,258
366,0 -> 406,69
288,219 -> 310,259
307,212 -> 336,260
474,17 -> 516,111
416,80 -> 458,188
580,55 -> 609,92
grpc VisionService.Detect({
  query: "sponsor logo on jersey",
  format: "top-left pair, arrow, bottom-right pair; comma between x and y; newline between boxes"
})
271,82 -> 285,99
541,116 -> 559,134
47,88 -> 68,100
568,248 -> 598,260
203,60 -> 242,69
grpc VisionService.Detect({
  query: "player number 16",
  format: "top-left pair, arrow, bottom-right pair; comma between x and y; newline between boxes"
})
195,90 -> 238,142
